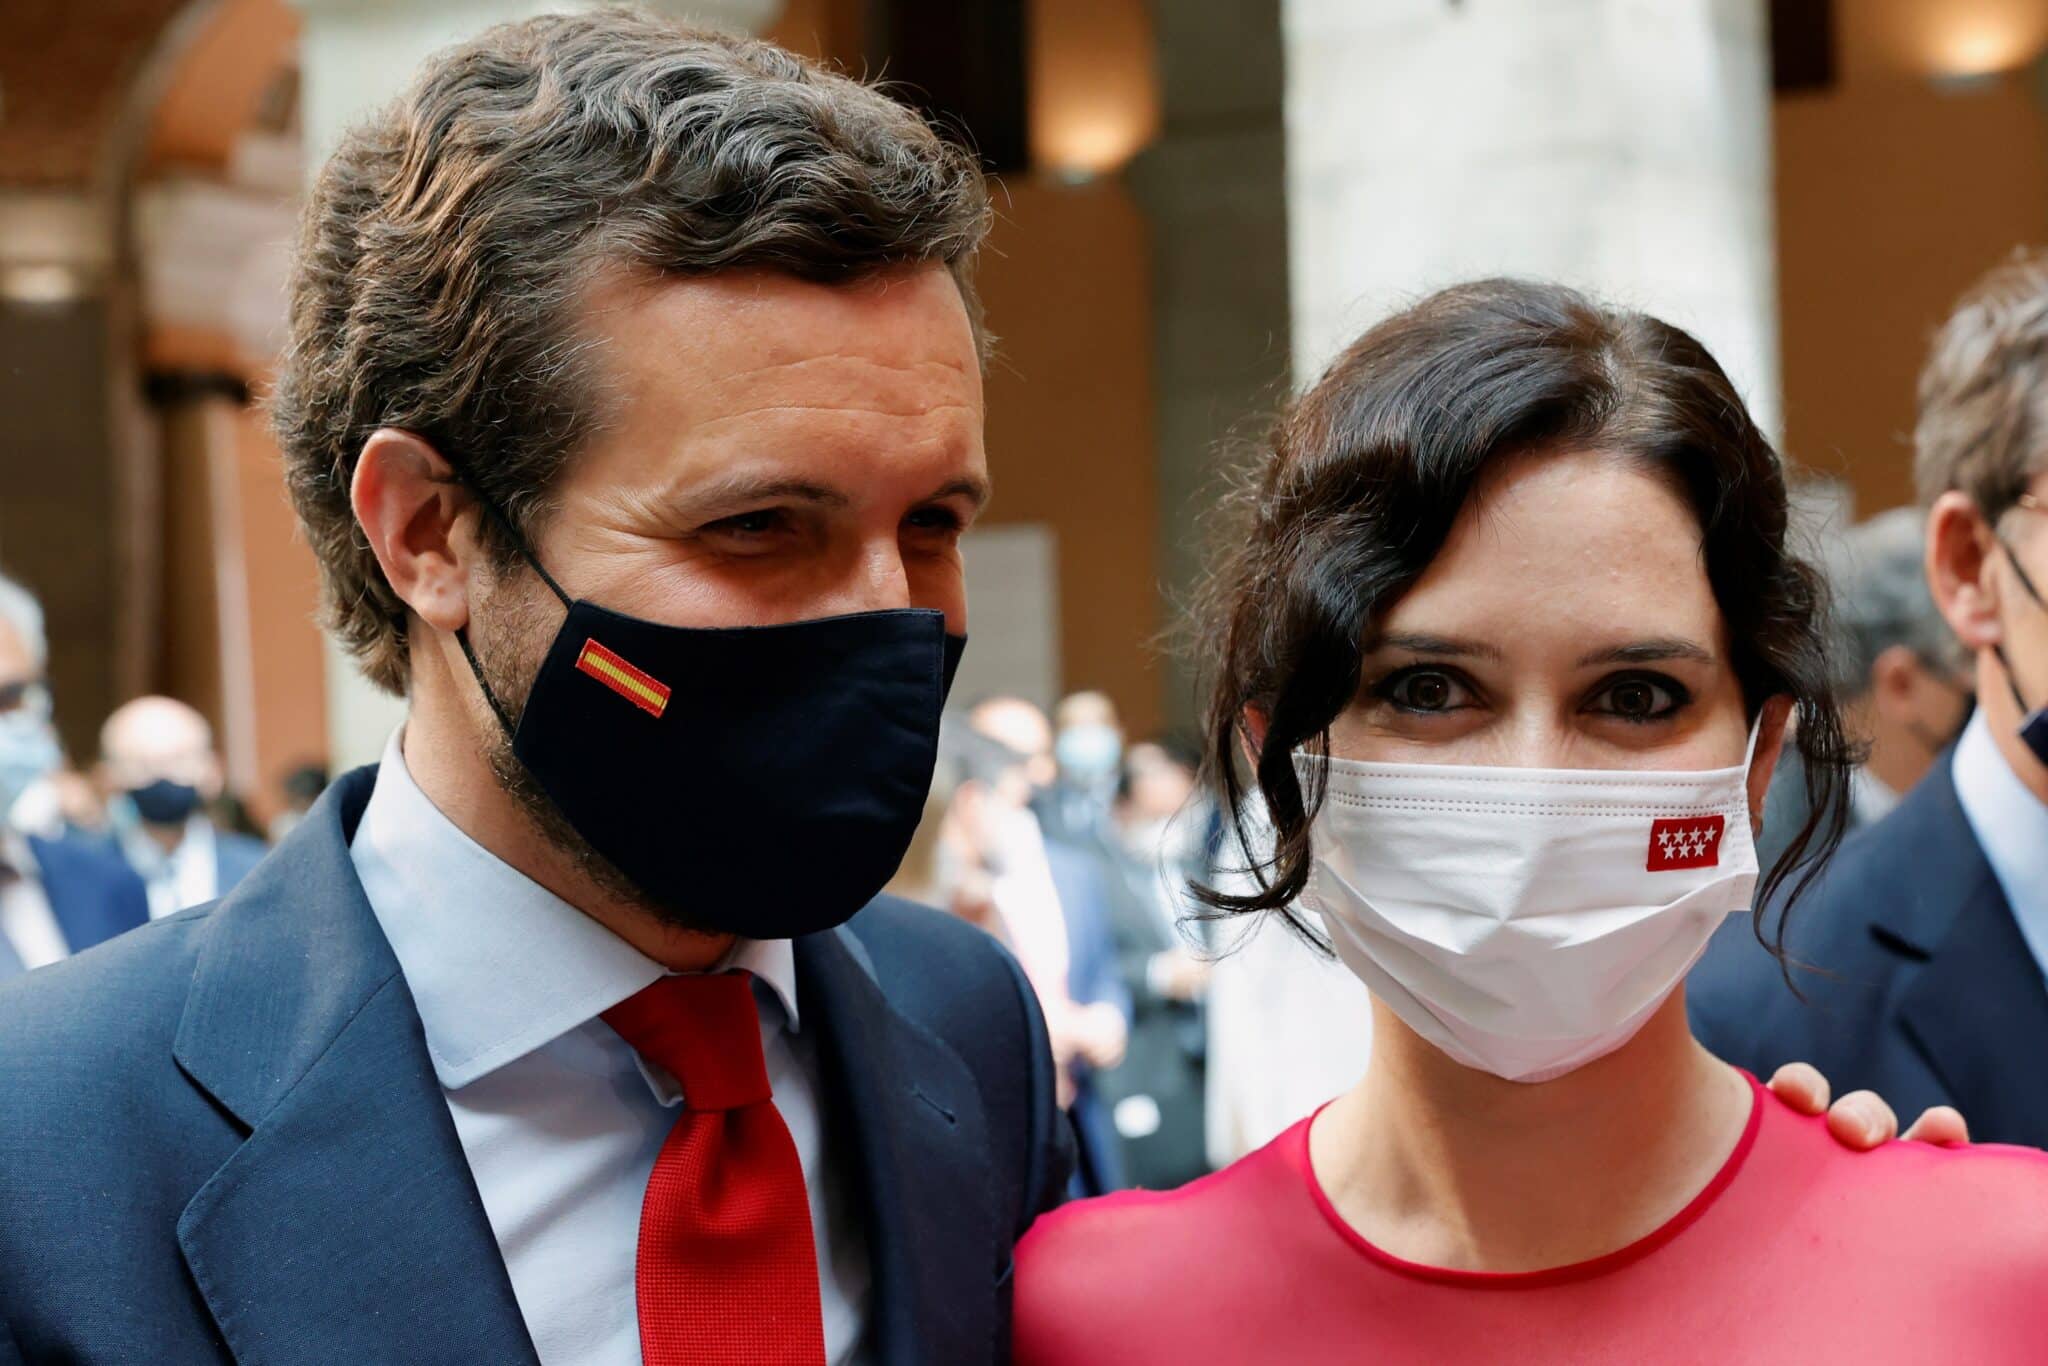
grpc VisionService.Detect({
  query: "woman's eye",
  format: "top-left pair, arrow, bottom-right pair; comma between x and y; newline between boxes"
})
1590,675 -> 1685,722
1382,669 -> 1469,713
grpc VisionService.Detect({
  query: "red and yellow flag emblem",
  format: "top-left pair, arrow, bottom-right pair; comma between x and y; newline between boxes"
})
575,639 -> 671,718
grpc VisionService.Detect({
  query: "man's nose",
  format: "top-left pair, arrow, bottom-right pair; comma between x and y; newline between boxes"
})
820,541 -> 913,616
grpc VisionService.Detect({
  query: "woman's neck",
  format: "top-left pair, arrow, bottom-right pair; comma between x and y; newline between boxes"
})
1309,990 -> 1752,1273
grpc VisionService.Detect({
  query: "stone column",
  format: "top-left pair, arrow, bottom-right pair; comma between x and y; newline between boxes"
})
1129,0 -> 1293,726
292,0 -> 784,768
1282,0 -> 1780,435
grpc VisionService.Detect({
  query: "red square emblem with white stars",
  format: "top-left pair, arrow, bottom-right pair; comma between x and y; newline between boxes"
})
1647,815 -> 1726,872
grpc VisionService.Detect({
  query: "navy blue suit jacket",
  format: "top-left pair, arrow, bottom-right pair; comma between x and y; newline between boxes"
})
23,832 -> 148,964
0,768 -> 1070,1364
1690,753 -> 2048,1145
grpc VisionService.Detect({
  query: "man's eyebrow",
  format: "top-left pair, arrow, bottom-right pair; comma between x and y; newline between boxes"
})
1371,632 -> 1505,662
1575,637 -> 1717,668
925,476 -> 992,510
670,476 -> 852,518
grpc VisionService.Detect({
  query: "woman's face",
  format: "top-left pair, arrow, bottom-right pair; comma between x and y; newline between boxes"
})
1328,446 -> 1773,777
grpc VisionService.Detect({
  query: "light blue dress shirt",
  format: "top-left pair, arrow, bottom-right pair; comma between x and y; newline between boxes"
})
349,733 -> 870,1364
1951,710 -> 2048,985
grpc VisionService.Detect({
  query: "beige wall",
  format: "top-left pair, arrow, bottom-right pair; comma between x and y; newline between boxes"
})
975,178 -> 1161,738
1777,1 -> 2048,513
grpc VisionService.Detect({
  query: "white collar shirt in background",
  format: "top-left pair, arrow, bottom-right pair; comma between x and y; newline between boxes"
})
0,829 -> 67,971
1952,709 -> 2048,984
1848,765 -> 1902,828
349,732 -> 869,1365
120,815 -> 218,920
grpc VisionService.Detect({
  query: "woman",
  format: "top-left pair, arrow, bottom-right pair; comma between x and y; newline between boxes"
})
1013,280 -> 2048,1362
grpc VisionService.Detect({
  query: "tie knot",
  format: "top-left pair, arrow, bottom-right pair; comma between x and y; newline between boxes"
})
603,970 -> 771,1111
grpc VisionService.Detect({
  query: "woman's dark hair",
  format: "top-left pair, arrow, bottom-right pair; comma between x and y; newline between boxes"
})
1192,278 -> 1853,960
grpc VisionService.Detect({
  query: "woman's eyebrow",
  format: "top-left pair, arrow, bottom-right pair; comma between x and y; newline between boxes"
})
1575,637 -> 1717,667
1374,632 -> 1504,661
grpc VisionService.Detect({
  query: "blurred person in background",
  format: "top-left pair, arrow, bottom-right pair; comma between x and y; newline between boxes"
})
1751,505 -> 1971,873
266,761 -> 332,844
1695,251 -> 2048,1146
0,573 -> 146,979
1042,690 -> 1124,842
97,696 -> 268,919
1199,792 -> 1375,1168
1090,739 -> 1212,1188
963,699 -> 1130,1192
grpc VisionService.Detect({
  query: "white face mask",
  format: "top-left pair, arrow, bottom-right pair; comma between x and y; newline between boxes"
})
1298,726 -> 1762,1083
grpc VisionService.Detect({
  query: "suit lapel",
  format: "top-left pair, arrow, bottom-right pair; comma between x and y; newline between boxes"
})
1880,764 -> 2048,1143
798,926 -> 1003,1366
171,771 -> 538,1365
1894,870 -> 2048,1142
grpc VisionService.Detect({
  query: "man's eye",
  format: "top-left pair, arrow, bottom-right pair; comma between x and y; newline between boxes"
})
708,509 -> 788,537
905,506 -> 965,534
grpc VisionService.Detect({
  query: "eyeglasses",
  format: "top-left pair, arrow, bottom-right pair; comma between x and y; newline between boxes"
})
0,679 -> 51,719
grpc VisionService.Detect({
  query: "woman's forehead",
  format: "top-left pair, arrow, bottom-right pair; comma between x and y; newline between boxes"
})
1378,449 -> 1722,648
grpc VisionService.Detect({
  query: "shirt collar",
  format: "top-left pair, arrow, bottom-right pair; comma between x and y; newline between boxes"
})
349,729 -> 800,1091
1951,709 -> 2048,929
1849,766 -> 1902,826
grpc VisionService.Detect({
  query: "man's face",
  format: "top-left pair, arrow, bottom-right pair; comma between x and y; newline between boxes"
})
0,617 -> 33,694
463,264 -> 988,901
497,263 -> 986,638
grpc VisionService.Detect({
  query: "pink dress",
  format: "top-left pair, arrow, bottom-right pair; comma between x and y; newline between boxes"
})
1014,1073 -> 2048,1363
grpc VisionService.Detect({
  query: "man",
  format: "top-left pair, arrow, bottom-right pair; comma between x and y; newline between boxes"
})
97,696 -> 268,918
0,18 -> 1062,1362
0,573 -> 148,979
1752,506 -> 1972,872
1040,690 -> 1124,843
0,16 -> 1953,1362
965,696 -> 1129,1193
1693,251 -> 2048,1145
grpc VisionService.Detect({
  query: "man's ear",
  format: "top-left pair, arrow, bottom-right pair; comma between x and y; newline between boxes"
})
350,429 -> 479,636
1868,643 -> 1920,723
1747,694 -> 1795,829
1926,491 -> 2002,653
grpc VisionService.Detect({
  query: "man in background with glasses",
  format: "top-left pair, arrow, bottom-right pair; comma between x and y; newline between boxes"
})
0,572 -> 147,978
1696,251 -> 2048,1146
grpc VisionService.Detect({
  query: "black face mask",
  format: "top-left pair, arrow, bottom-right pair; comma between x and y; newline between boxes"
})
128,779 -> 203,827
457,519 -> 965,939
1995,536 -> 2048,765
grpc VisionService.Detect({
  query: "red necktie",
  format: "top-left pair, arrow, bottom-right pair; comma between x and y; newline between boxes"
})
603,971 -> 827,1366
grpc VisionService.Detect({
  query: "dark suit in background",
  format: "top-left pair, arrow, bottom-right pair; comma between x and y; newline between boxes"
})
213,829 -> 267,899
1046,839 -> 1132,1195
0,833 -> 148,980
1691,752 -> 2048,1145
0,770 -> 1071,1364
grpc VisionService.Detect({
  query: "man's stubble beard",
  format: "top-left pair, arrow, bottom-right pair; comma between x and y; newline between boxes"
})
467,567 -> 720,936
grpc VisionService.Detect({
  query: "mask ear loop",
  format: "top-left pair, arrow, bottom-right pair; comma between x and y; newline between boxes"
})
441,461 -> 576,742
1993,535 -> 2047,718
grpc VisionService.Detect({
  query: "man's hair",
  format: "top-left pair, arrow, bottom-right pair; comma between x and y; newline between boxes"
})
0,570 -> 47,674
1820,506 -> 1958,699
273,10 -> 992,695
1915,249 -> 2048,518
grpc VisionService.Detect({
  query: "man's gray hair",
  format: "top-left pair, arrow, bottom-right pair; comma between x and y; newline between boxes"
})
1822,507 -> 1957,698
0,571 -> 46,673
